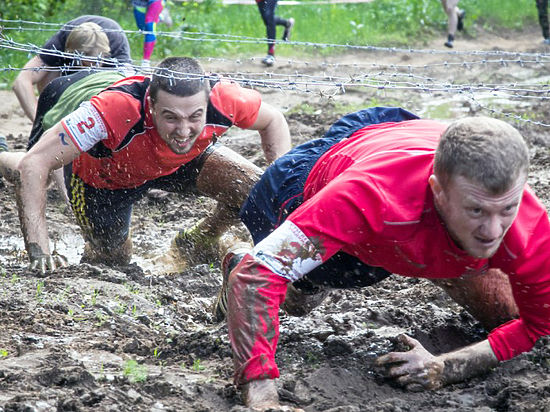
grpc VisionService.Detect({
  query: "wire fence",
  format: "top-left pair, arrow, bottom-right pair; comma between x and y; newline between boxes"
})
1,18 -> 550,127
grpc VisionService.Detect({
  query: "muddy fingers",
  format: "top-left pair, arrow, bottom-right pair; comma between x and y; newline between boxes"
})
29,252 -> 68,273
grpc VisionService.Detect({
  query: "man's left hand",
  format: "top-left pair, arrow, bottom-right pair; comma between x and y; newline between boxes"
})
375,334 -> 444,391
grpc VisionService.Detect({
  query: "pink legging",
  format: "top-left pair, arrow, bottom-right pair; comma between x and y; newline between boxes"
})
134,0 -> 164,60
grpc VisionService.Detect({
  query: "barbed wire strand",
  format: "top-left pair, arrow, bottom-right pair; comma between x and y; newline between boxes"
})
2,18 -> 550,60
1,22 -> 550,126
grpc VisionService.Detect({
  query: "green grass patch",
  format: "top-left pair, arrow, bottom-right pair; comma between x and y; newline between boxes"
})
0,0 -> 539,86
122,359 -> 148,383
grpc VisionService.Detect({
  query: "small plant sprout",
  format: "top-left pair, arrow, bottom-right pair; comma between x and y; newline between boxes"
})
116,302 -> 127,314
0,349 -> 8,357
35,280 -> 44,299
95,310 -> 109,327
98,362 -> 105,381
124,282 -> 140,294
122,359 -> 148,383
193,358 -> 205,372
90,288 -> 100,306
10,274 -> 19,285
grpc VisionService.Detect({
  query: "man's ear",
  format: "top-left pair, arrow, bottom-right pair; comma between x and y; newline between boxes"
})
429,174 -> 445,205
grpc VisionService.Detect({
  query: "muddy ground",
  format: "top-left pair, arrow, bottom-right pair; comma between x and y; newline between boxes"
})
1,26 -> 550,411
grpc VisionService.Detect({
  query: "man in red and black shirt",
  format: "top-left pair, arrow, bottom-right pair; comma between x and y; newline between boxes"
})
3,57 -> 291,272
218,107 -> 550,410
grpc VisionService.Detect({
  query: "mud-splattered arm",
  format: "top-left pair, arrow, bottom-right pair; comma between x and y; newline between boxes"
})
375,334 -> 498,391
16,121 -> 80,271
226,221 -> 325,384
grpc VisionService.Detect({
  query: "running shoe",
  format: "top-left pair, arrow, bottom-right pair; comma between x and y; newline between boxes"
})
262,54 -> 275,67
444,34 -> 454,48
173,220 -> 220,265
281,283 -> 330,317
282,17 -> 295,41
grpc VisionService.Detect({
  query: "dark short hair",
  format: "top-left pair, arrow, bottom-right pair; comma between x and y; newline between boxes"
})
434,117 -> 529,194
149,57 -> 210,102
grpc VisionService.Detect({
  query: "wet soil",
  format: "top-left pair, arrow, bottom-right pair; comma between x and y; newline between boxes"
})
1,27 -> 550,411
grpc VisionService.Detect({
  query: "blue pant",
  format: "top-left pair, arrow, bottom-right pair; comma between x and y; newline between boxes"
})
240,107 -> 419,290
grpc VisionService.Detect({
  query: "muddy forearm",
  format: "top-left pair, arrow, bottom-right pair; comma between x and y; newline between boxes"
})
15,160 -> 51,257
439,340 -> 499,386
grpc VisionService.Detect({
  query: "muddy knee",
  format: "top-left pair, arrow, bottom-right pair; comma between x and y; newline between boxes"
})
81,237 -> 133,266
196,145 -> 262,208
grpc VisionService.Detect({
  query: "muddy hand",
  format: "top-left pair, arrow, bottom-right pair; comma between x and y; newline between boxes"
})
375,334 -> 444,391
29,245 -> 68,274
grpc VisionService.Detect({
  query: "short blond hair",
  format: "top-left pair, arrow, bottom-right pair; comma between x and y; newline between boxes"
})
65,22 -> 111,59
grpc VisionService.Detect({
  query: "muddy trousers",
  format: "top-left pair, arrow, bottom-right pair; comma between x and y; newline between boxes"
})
257,0 -> 289,54
536,0 -> 549,39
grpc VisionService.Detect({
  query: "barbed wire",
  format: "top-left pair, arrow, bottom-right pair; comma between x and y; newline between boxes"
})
1,19 -> 550,127
2,57 -> 549,102
196,54 -> 550,72
465,93 -> 550,127
2,37 -> 550,93
2,18 -> 550,60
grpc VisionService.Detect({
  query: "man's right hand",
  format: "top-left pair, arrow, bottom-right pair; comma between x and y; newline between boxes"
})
28,243 -> 68,273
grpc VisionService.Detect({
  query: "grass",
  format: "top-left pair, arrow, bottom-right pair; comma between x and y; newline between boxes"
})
0,0 -> 539,86
122,359 -> 148,383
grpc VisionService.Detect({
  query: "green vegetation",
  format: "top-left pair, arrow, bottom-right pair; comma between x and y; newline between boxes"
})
0,0 -> 538,86
122,359 -> 148,383
192,358 -> 205,371
35,280 -> 44,300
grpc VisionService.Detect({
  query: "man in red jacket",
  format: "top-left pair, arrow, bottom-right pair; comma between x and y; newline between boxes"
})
216,107 -> 550,410
0,57 -> 290,272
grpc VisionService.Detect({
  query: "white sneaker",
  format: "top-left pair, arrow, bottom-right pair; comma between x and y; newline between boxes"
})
159,7 -> 173,27
283,17 -> 295,41
261,54 -> 275,67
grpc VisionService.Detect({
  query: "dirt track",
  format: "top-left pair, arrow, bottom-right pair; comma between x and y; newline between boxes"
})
1,27 -> 550,411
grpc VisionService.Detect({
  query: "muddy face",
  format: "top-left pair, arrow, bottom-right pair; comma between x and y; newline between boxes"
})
149,89 -> 208,155
431,174 -> 525,258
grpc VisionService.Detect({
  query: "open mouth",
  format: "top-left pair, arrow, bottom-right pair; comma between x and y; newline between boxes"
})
172,137 -> 191,148
474,236 -> 498,248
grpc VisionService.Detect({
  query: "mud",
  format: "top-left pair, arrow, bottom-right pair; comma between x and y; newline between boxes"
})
1,28 -> 550,411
